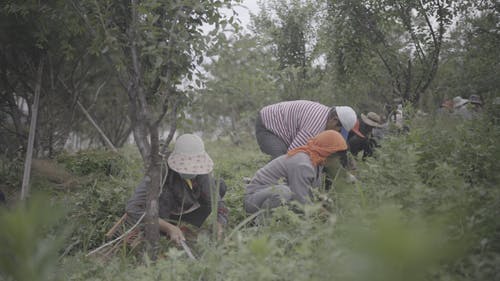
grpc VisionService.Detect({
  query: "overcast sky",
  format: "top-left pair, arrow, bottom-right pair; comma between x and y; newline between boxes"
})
232,0 -> 260,30
202,0 -> 260,34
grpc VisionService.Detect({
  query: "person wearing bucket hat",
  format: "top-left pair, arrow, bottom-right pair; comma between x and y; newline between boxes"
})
126,134 -> 229,245
244,130 -> 348,214
452,96 -> 472,119
255,100 -> 361,159
348,112 -> 384,159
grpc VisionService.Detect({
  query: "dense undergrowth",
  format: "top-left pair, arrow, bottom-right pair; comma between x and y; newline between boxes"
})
1,108 -> 499,281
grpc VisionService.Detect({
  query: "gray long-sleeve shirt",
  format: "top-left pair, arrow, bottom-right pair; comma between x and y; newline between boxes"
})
245,152 -> 322,204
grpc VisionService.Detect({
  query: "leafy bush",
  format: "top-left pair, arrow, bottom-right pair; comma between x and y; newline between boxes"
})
0,151 -> 24,199
0,194 -> 70,281
57,149 -> 129,177
357,111 -> 500,280
48,147 -> 144,253
51,111 -> 500,280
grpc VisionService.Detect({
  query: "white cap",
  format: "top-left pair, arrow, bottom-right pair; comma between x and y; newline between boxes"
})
335,106 -> 357,132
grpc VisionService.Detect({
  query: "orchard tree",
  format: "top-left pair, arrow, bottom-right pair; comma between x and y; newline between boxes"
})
0,0 -> 97,157
192,35 -> 279,143
321,0 -> 468,105
253,0 -> 321,100
436,1 -> 500,104
72,0 -> 237,258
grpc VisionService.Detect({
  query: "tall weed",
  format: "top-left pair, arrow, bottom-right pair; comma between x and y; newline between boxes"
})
0,194 -> 70,281
54,113 -> 500,280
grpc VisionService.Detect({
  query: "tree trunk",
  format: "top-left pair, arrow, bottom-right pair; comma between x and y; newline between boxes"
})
129,0 -> 161,260
144,126 -> 161,259
21,60 -> 43,200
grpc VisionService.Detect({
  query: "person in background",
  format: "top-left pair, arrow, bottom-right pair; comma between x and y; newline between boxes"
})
348,112 -> 384,160
453,96 -> 472,119
126,134 -> 228,245
244,130 -> 348,214
437,98 -> 454,115
255,100 -> 362,159
468,94 -> 483,115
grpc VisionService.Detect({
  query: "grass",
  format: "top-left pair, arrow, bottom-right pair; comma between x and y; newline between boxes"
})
1,113 -> 499,281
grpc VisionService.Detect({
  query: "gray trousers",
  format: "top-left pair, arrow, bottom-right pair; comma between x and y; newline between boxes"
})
255,113 -> 288,159
244,185 -> 293,214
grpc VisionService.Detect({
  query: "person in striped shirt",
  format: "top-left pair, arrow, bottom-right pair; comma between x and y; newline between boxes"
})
255,100 -> 363,159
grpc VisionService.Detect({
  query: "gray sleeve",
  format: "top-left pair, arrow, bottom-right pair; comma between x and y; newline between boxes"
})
285,157 -> 317,204
125,176 -> 150,223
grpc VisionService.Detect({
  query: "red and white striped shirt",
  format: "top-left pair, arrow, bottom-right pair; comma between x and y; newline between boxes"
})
260,100 -> 331,150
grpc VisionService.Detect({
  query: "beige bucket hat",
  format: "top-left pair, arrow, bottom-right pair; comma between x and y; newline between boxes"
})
167,134 -> 214,175
360,112 -> 383,128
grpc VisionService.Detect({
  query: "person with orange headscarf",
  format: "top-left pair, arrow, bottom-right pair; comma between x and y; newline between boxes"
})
244,130 -> 348,214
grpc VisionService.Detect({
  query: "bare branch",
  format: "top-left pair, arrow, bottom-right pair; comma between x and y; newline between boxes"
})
76,100 -> 118,152
87,81 -> 107,111
397,2 -> 427,64
162,99 -> 179,152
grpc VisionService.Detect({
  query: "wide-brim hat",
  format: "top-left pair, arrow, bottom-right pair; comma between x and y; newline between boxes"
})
361,112 -> 383,128
469,94 -> 482,105
453,96 -> 469,108
167,134 -> 214,175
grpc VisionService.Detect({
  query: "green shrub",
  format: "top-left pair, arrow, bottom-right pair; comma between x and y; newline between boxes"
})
357,111 -> 500,280
49,147 -> 144,253
0,193 -> 70,281
55,113 -> 499,280
0,152 -> 23,196
57,149 -> 128,177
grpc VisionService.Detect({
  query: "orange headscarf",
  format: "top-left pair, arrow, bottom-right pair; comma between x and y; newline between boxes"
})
288,130 -> 348,166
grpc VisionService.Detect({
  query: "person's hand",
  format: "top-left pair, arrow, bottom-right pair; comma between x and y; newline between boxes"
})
167,225 -> 186,245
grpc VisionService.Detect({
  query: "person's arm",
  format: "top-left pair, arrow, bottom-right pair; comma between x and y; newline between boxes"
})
127,176 -> 186,244
157,181 -> 185,242
158,218 -> 185,245
288,130 -> 315,150
285,155 -> 317,204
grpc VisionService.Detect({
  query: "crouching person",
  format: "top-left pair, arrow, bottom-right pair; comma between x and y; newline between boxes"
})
126,134 -> 228,245
244,130 -> 347,214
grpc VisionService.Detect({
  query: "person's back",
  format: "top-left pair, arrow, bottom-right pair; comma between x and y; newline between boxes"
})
256,100 -> 359,159
246,152 -> 320,201
260,100 -> 331,148
245,130 -> 347,214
